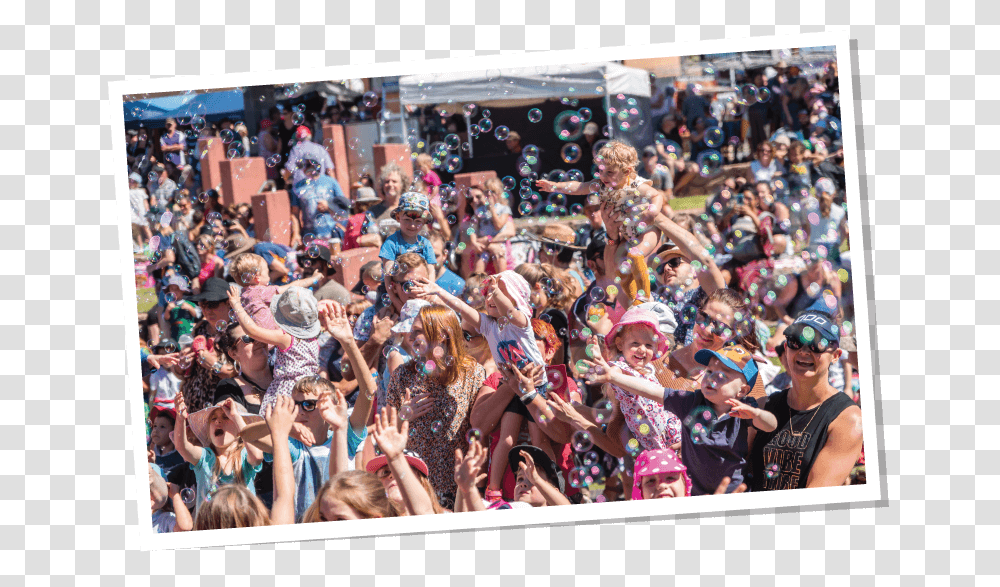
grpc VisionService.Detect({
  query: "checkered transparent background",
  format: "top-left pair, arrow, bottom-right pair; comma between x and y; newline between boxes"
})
0,0 -> 994,582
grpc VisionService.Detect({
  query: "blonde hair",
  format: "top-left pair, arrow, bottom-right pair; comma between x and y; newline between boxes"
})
596,140 -> 639,177
302,471 -> 398,522
418,305 -> 476,387
193,485 -> 271,530
292,375 -> 336,398
231,253 -> 266,286
415,153 -> 434,170
483,177 -> 505,197
196,234 -> 215,254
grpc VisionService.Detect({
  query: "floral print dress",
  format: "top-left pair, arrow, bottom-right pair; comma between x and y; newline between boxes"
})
611,357 -> 682,451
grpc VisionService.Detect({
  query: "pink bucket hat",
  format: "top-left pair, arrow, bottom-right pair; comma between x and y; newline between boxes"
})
491,271 -> 533,320
631,448 -> 692,500
605,306 -> 670,357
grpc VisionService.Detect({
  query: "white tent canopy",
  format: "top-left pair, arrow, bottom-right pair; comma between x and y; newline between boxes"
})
398,62 -> 651,107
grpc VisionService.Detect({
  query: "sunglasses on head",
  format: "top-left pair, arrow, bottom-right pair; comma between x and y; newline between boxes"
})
695,310 -> 733,337
784,333 -> 837,354
294,399 -> 318,412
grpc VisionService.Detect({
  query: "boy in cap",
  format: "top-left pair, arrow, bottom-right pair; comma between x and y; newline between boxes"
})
584,343 -> 776,495
379,192 -> 437,276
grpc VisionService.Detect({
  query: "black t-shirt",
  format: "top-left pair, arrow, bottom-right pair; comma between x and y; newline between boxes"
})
749,389 -> 857,491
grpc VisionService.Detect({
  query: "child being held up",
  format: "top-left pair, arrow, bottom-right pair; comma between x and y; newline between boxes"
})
584,343 -> 776,495
150,463 -> 192,533
230,252 -> 323,332
410,270 -> 553,503
379,192 -> 437,277
227,285 -> 321,414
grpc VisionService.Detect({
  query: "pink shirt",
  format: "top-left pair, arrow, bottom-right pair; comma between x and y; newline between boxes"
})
240,285 -> 280,331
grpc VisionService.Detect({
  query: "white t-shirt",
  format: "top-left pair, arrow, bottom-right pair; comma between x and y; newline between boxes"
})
806,204 -> 846,248
477,313 -> 548,388
150,370 -> 181,406
475,204 -> 512,238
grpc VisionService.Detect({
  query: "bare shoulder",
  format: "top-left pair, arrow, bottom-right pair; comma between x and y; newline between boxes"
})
829,403 -> 863,440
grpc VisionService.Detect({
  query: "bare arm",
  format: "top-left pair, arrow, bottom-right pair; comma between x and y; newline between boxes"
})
653,213 -> 726,296
277,271 -> 323,293
262,396 -> 298,525
171,392 -> 203,465
226,285 -> 294,349
167,483 -> 193,532
238,420 -> 275,454
319,301 -> 379,431
373,407 -> 436,516
410,276 -> 481,331
490,280 -> 529,329
535,178 -> 599,196
454,441 -> 489,512
357,233 -> 382,248
316,388 -> 352,478
805,405 -> 863,488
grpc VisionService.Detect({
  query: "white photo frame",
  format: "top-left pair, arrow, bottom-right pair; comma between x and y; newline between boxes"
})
110,29 -> 883,552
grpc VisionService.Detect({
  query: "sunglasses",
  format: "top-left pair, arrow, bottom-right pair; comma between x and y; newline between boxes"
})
294,399 -> 318,412
238,334 -> 253,345
462,331 -> 475,342
784,334 -> 837,354
695,311 -> 733,337
200,300 -> 223,310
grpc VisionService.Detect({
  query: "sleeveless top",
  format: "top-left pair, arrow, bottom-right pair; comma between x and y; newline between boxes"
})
750,389 -> 856,491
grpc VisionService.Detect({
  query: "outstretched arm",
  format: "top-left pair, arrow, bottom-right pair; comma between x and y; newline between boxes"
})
171,392 -> 203,465
226,285 -> 293,349
262,396 -> 298,525
409,276 -> 481,331
535,178 -> 599,196
318,300 -> 377,432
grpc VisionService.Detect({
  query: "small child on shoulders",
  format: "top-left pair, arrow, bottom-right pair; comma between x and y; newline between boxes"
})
230,252 -> 323,332
379,192 -> 437,277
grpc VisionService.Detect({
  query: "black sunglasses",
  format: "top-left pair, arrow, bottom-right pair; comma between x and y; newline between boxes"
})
238,334 -> 253,345
462,331 -> 474,342
200,300 -> 224,310
695,310 -> 733,338
294,399 -> 318,412
784,334 -> 837,354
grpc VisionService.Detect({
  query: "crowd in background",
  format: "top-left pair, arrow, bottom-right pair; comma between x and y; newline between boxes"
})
132,58 -> 864,533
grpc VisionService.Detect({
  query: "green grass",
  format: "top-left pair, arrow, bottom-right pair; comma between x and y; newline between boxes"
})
137,287 -> 157,314
670,193 -> 709,211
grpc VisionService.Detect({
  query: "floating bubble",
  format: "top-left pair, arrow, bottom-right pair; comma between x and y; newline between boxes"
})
180,487 -> 196,505
190,116 -> 206,133
466,428 -> 483,444
399,405 -> 414,421
445,155 -> 463,173
479,118 -> 493,133
765,463 -> 781,479
577,107 -> 592,122
553,110 -> 584,141
431,420 -> 444,433
704,127 -> 724,148
560,143 -> 581,164
494,126 -> 510,140
362,91 -> 379,108
571,430 -> 593,453
696,150 -> 723,178
757,86 -> 771,103
528,108 -> 543,123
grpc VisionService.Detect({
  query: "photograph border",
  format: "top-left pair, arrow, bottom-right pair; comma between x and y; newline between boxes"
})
109,29 -> 883,552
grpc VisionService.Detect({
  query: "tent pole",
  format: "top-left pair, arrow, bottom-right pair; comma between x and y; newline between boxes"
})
464,111 -> 473,158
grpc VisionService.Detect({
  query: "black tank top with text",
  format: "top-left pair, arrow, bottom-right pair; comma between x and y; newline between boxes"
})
750,389 -> 856,491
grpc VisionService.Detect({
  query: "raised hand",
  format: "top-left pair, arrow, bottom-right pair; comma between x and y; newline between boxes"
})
535,179 -> 557,192
726,398 -> 760,420
321,301 -> 354,342
407,275 -> 442,299
264,395 -> 299,439
517,450 -> 542,487
371,406 -> 409,461
317,388 -> 348,431
454,439 -> 488,490
581,335 -> 619,385
290,421 -> 316,447
174,392 -> 189,421
226,285 -> 241,310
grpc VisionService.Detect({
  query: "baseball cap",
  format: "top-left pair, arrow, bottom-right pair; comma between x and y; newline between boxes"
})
351,260 -> 384,295
642,145 -> 658,158
129,172 -> 143,184
295,125 -> 312,140
694,344 -> 760,387
783,306 -> 839,350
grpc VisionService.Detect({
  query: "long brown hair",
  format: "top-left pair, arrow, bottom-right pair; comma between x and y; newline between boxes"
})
302,471 -> 398,522
702,288 -> 758,353
515,263 -> 576,313
193,484 -> 271,530
417,305 -> 475,387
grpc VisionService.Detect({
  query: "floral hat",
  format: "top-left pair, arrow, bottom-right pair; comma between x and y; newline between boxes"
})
391,299 -> 431,334
391,191 -> 430,220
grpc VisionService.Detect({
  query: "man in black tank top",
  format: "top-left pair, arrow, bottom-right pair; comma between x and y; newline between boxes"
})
750,305 -> 863,491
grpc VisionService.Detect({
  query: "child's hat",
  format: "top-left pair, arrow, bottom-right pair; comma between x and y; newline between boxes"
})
166,273 -> 191,293
631,448 -> 691,500
391,299 -> 431,334
366,448 -> 429,477
391,192 -> 430,220
492,271 -> 533,321
605,306 -> 671,358
270,286 -> 321,339
694,344 -> 759,387
637,301 -> 678,337
149,405 -> 178,423
187,394 -> 263,448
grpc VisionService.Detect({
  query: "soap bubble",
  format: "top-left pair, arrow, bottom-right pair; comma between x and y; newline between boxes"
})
577,107 -> 592,122
466,428 -> 483,444
494,126 -> 510,140
560,143 -> 581,164
180,487 -> 196,505
553,110 -> 583,141
479,118 -> 493,133
362,91 -> 379,108
704,127 -> 724,148
571,430 -> 593,452
528,108 -> 543,123
399,405 -> 414,421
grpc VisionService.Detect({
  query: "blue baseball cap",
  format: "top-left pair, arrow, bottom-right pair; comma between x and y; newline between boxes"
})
694,344 -> 759,387
784,303 -> 840,349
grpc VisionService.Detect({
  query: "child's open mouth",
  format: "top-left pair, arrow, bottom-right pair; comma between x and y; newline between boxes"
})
213,428 -> 225,438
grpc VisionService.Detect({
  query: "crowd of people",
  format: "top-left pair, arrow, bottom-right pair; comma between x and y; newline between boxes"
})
133,59 -> 864,534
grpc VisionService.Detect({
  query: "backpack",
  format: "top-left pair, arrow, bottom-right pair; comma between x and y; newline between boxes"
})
172,231 -> 201,281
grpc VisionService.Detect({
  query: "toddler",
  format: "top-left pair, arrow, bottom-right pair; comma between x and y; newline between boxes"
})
230,252 -> 322,332
193,234 -> 224,294
149,463 -> 192,533
379,192 -> 437,276
148,405 -> 185,475
227,285 -> 321,413
631,448 -> 692,499
411,270 -> 549,502
604,306 -> 682,452
536,140 -> 664,308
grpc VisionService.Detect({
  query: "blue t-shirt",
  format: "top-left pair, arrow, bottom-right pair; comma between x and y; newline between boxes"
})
379,232 -> 436,266
253,242 -> 289,267
263,425 -> 368,522
290,175 -> 351,239
662,387 -> 755,496
436,268 -> 466,297
191,447 -> 262,512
